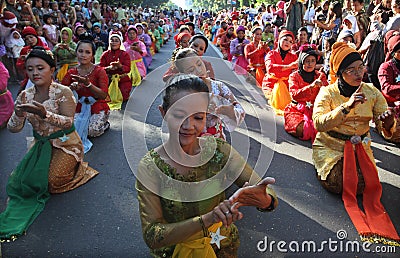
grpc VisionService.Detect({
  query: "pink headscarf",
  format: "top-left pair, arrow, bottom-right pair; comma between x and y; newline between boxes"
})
125,25 -> 139,45
277,1 -> 285,10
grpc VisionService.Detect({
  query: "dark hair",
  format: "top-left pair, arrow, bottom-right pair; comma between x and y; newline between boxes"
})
76,32 -> 96,55
162,74 -> 209,111
326,37 -> 336,48
328,2 -> 342,22
26,46 -> 56,68
179,25 -> 190,33
43,14 -> 52,23
189,34 -> 208,52
393,0 -> 400,7
351,0 -> 364,3
297,27 -> 308,35
316,13 -> 326,22
185,22 -> 195,28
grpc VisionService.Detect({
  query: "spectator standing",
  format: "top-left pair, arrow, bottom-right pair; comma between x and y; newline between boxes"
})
304,0 -> 319,38
285,0 -> 305,35
351,0 -> 369,44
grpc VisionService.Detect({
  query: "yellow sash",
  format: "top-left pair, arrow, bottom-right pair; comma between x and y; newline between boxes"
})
172,222 -> 223,258
56,64 -> 69,82
107,74 -> 123,110
128,59 -> 142,87
269,74 -> 291,116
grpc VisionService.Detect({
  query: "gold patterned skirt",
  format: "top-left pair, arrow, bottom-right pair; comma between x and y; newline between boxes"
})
316,158 -> 365,195
45,130 -> 99,194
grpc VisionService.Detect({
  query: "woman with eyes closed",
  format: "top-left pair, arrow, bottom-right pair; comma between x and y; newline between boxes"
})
1,47 -> 98,241
62,33 -> 109,153
136,73 -> 278,258
174,48 -> 245,139
312,42 -> 399,245
163,34 -> 215,82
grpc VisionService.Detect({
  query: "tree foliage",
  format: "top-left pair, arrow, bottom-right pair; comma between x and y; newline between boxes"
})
113,0 -> 170,8
192,0 -> 230,12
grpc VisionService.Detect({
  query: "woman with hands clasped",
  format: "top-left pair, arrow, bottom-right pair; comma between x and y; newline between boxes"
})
312,42 -> 399,245
99,32 -> 131,106
229,25 -> 250,75
244,26 -> 270,88
53,27 -> 78,82
62,33 -> 110,153
284,49 -> 328,142
174,48 -> 245,139
261,30 -> 298,115
136,74 -> 278,257
1,47 -> 98,241
123,25 -> 147,84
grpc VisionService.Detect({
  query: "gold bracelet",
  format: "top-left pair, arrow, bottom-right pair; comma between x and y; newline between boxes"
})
198,215 -> 208,237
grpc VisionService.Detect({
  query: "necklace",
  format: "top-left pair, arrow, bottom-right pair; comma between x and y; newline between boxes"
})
77,64 -> 95,77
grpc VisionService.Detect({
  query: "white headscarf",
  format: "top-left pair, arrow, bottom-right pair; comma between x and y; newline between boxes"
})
343,15 -> 359,35
5,30 -> 25,48
108,32 -> 125,51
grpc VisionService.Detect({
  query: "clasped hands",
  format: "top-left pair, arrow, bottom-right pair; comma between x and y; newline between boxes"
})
70,74 -> 90,91
215,104 -> 236,121
257,41 -> 270,50
15,92 -> 47,118
106,59 -> 123,71
202,177 -> 275,228
130,43 -> 140,51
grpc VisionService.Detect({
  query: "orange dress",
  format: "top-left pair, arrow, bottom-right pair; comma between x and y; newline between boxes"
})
244,42 -> 269,87
262,49 -> 298,114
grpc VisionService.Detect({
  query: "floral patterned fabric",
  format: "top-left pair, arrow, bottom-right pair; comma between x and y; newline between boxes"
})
74,110 -> 109,138
205,80 -> 246,139
136,137 -> 278,258
7,82 -> 98,193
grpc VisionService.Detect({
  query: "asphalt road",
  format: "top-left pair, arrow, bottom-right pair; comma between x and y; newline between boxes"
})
0,36 -> 399,257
